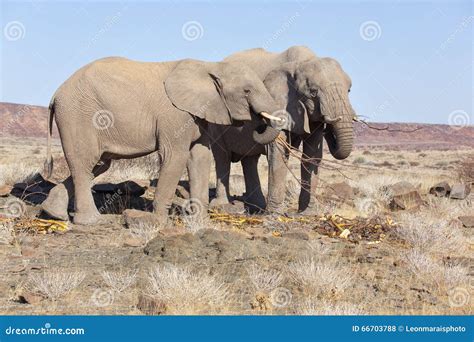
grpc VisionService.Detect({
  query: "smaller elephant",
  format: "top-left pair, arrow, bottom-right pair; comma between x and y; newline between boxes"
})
41,57 -> 281,225
210,47 -> 356,213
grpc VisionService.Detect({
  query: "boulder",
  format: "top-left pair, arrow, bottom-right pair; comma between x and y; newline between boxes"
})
449,183 -> 471,200
458,215 -> 474,228
0,185 -> 12,197
123,209 -> 159,228
429,182 -> 451,197
18,291 -> 44,305
384,181 -> 423,211
137,294 -> 167,315
324,182 -> 354,202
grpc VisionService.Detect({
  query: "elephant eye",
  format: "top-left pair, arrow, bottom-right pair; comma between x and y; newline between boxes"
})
348,88 -> 351,93
309,88 -> 318,98
244,89 -> 251,96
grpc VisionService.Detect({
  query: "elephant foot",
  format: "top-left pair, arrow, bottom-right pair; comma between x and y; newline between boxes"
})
209,196 -> 230,208
72,211 -> 102,225
298,206 -> 320,217
41,196 -> 69,221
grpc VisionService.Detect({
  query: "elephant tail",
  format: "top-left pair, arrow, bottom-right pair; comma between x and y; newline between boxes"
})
44,97 -> 55,179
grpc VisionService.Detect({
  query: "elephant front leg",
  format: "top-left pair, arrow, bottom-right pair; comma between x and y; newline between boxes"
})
186,135 -> 211,218
298,126 -> 323,214
266,132 -> 290,214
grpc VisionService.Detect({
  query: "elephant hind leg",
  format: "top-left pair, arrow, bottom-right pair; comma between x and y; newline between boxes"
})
241,155 -> 265,213
210,142 -> 231,207
42,159 -> 112,222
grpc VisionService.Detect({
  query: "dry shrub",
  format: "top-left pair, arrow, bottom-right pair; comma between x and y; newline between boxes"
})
458,156 -> 474,184
182,214 -> 210,234
424,196 -> 470,220
297,299 -> 365,315
0,163 -> 40,186
97,153 -> 160,183
288,257 -> 354,297
247,263 -> 283,293
101,269 -> 138,293
404,249 -> 469,292
26,270 -> 85,301
147,264 -> 228,314
128,221 -> 160,245
395,213 -> 466,256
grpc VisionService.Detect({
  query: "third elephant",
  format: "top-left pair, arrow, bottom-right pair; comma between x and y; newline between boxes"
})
209,46 -> 356,214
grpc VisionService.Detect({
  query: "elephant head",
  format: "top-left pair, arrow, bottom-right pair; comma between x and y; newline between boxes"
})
164,59 -> 281,145
264,57 -> 355,160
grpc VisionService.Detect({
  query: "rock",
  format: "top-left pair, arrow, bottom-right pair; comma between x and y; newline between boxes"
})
449,183 -> 471,200
0,184 -> 12,197
123,209 -> 160,228
18,291 -> 44,305
324,182 -> 354,202
384,181 -> 423,211
458,216 -> 474,228
137,294 -> 166,315
123,235 -> 145,247
429,182 -> 451,197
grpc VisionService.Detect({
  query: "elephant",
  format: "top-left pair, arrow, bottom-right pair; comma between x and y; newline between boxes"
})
41,56 -> 281,225
209,46 -> 356,214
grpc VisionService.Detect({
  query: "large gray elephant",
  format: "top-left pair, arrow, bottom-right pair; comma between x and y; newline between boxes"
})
41,57 -> 281,225
210,46 -> 355,213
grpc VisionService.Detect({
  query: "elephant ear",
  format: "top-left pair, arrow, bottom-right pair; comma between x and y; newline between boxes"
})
164,59 -> 232,125
263,63 -> 310,135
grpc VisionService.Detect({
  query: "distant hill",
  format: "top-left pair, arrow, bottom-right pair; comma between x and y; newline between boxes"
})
1,102 -> 473,149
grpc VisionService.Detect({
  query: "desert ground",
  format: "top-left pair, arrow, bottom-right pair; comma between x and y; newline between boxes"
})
0,126 -> 473,315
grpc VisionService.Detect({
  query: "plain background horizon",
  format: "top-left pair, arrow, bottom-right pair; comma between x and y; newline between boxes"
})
1,0 -> 472,125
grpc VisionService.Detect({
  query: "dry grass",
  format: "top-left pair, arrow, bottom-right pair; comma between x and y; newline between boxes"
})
0,163 -> 40,186
128,221 -> 160,245
297,299 -> 365,315
395,213 -> 467,256
101,269 -> 138,293
288,257 -> 354,297
26,270 -> 85,301
147,264 -> 228,314
247,263 -> 284,293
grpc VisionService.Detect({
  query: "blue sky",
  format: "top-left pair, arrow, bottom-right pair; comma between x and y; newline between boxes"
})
0,0 -> 472,124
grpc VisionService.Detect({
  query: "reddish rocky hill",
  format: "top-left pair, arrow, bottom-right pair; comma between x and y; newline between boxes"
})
1,102 -> 473,149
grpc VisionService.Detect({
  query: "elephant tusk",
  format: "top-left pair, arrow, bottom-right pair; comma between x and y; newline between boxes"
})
260,111 -> 282,121
323,115 -> 342,124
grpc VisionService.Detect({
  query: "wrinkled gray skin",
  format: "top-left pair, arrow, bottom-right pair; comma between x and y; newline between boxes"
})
41,57 -> 280,225
210,46 -> 355,213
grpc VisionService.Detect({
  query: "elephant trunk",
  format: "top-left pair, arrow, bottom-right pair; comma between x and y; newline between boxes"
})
319,85 -> 354,160
253,124 -> 280,145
